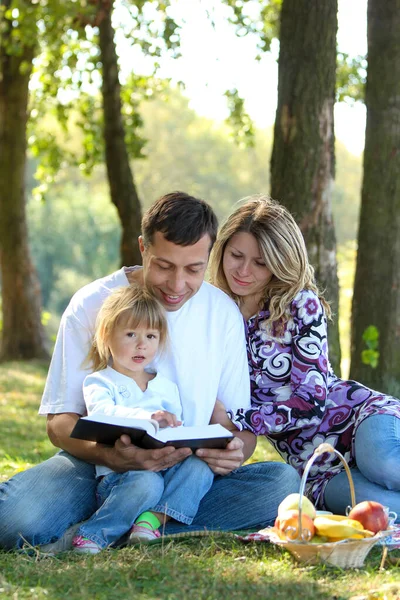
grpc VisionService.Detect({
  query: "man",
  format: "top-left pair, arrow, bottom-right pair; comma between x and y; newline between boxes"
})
0,192 -> 299,551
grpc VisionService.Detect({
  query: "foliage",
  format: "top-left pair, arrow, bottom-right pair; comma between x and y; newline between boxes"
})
28,0 -> 182,195
332,141 -> 363,242
220,1 -> 367,103
23,85 -> 363,314
224,88 -> 256,148
221,0 -> 282,56
27,177 -> 120,312
361,325 -> 380,369
336,53 -> 367,103
133,87 -> 272,219
1,360 -> 400,598
0,1 -> 38,54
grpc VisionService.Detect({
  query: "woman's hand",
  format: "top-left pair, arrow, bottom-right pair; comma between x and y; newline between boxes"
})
195,436 -> 245,475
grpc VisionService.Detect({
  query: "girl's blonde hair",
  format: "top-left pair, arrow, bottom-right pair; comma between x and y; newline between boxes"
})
209,195 -> 331,327
87,285 -> 169,371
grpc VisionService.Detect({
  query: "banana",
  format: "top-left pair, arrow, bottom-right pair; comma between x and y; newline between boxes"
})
318,514 -> 355,522
313,516 -> 372,540
326,535 -> 364,541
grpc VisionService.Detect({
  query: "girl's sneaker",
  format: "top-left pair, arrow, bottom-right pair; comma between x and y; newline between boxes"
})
129,525 -> 161,544
72,535 -> 102,554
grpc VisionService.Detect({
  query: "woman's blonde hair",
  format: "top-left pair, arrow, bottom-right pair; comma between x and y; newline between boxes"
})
209,194 -> 331,327
87,285 -> 169,371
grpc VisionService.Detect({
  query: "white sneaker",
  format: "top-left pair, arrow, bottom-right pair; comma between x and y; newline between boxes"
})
128,525 -> 161,544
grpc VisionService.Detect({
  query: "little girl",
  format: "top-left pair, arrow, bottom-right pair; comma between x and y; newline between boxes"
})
72,285 -> 214,554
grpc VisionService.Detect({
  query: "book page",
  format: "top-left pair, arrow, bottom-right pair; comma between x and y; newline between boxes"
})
81,413 -> 159,435
154,423 -> 233,443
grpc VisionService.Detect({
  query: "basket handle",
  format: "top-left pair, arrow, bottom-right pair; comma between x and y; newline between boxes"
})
295,443 -> 356,541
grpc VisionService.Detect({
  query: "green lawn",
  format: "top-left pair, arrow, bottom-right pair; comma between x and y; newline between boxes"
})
1,360 -> 400,600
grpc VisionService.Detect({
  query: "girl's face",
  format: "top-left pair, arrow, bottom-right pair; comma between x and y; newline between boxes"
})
108,322 -> 160,378
223,232 -> 272,303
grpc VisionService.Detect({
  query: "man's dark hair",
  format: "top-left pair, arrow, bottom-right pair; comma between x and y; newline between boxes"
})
141,191 -> 218,249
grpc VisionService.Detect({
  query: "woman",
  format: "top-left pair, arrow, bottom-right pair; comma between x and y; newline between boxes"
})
210,195 -> 400,517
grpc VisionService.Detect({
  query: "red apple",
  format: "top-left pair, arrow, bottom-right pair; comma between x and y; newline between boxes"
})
275,509 -> 315,541
348,501 -> 389,534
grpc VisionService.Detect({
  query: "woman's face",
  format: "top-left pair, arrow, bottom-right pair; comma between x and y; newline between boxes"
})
222,232 -> 273,302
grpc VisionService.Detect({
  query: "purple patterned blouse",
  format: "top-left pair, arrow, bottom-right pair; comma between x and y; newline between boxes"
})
230,289 -> 400,508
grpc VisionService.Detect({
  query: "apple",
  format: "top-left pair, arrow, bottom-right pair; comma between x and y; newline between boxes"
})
348,501 -> 389,534
278,493 -> 316,520
275,509 -> 315,541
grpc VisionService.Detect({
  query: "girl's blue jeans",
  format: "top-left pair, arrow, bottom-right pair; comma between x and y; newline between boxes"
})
0,452 -> 300,549
76,455 -> 214,549
324,414 -> 400,519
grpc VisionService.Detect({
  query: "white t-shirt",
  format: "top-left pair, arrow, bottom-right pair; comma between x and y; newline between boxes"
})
83,366 -> 182,476
40,267 -> 250,426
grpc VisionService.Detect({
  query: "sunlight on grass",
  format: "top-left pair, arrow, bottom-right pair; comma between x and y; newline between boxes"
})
249,437 -> 282,464
337,241 -> 357,379
0,360 -> 54,476
0,535 -> 399,600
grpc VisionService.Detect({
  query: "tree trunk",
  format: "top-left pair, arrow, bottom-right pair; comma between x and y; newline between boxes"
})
0,13 -> 49,360
350,0 -> 400,395
270,0 -> 341,374
98,0 -> 143,267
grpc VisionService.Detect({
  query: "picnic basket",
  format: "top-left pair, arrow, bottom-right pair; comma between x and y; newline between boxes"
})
268,443 -> 393,568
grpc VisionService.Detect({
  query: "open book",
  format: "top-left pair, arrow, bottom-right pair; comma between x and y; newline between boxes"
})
70,413 -> 234,450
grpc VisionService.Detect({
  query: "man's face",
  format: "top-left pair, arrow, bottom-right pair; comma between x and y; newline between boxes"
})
139,231 -> 211,312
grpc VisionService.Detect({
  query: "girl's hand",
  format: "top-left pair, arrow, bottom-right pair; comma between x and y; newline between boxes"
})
151,410 -> 182,428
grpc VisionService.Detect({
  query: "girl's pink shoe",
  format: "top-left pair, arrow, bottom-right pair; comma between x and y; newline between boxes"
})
129,525 -> 161,544
72,535 -> 102,554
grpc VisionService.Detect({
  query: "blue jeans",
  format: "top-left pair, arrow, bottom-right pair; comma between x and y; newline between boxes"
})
77,456 -> 214,549
324,414 -> 400,521
0,452 -> 300,549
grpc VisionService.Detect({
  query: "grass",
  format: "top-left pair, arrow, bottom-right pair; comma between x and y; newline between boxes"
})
1,361 -> 400,600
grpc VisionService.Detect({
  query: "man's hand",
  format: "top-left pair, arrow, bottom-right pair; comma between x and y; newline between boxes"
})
195,436 -> 245,475
108,435 -> 192,473
46,413 -> 191,473
151,410 -> 182,428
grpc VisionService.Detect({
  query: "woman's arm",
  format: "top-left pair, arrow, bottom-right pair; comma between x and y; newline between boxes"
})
232,290 -> 329,436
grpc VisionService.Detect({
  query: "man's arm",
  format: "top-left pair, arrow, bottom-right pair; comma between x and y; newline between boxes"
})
47,413 -> 192,473
202,400 -> 257,475
200,307 -> 255,475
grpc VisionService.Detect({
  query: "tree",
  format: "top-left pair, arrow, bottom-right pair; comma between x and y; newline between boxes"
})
270,0 -> 341,373
350,0 -> 400,395
32,0 -> 180,267
98,0 -> 142,266
0,1 -> 48,360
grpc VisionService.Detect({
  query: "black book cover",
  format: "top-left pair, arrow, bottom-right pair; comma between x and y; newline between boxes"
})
70,417 -> 233,450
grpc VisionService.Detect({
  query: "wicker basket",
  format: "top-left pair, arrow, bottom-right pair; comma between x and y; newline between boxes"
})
270,443 -> 393,568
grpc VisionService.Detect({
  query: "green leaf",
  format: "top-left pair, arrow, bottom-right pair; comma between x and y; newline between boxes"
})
361,349 -> 379,369
362,325 -> 379,343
